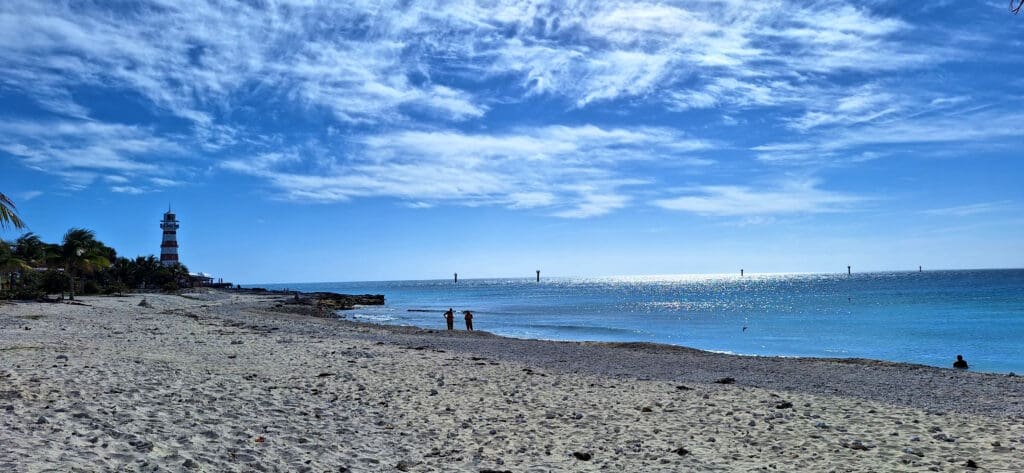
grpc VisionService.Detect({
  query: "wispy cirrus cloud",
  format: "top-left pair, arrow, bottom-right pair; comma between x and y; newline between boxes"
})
785,85 -> 904,132
0,120 -> 183,189
652,178 -> 865,217
755,105 -> 1024,164
222,125 -> 711,218
924,201 -> 1016,217
0,1 -> 1019,221
0,1 -> 958,126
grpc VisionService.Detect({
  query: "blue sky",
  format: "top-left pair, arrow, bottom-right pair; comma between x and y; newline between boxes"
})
1,0 -> 1022,283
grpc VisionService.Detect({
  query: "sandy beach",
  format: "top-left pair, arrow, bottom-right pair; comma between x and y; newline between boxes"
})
2,291 -> 1022,472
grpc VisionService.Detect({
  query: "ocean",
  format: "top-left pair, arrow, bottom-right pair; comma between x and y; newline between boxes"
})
261,269 -> 1024,373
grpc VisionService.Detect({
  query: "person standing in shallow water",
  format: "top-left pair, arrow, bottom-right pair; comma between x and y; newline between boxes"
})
463,310 -> 474,331
953,355 -> 968,369
443,308 -> 455,331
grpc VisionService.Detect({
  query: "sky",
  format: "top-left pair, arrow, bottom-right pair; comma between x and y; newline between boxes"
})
1,0 -> 1022,283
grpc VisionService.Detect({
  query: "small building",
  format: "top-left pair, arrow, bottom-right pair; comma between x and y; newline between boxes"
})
188,272 -> 214,287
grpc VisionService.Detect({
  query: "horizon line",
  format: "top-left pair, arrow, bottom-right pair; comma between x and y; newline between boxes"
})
242,266 -> 1024,286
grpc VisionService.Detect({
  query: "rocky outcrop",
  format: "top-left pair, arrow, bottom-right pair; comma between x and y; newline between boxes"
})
311,292 -> 384,311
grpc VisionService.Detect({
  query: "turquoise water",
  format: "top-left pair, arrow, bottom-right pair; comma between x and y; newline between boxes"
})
261,269 -> 1024,373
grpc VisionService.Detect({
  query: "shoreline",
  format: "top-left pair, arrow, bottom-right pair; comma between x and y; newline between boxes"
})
352,317 -> 1019,375
263,270 -> 1024,376
214,288 -> 1024,417
3,290 -> 1023,471
323,313 -> 1024,419
252,285 -> 1015,376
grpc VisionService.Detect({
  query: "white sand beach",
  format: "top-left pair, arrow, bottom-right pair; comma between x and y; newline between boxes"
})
2,292 -> 1022,472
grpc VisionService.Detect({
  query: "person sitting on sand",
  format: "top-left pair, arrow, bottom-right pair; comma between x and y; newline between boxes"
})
463,310 -> 474,331
443,308 -> 455,331
953,354 -> 968,369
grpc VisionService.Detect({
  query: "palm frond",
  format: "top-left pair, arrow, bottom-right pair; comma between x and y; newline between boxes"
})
0,193 -> 26,230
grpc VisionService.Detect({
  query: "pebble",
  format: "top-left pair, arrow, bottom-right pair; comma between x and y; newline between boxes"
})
35,416 -> 48,424
841,439 -> 875,451
572,452 -> 592,461
775,401 -> 793,409
903,447 -> 924,457
673,447 -> 690,456
714,377 -> 736,384
395,460 -> 418,471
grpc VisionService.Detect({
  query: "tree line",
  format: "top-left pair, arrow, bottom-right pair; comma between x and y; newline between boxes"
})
1,230 -> 192,300
1,194 -> 191,300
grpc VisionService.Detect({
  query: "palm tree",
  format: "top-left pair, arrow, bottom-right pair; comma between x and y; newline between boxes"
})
164,262 -> 191,289
14,233 -> 47,267
108,257 -> 134,295
0,193 -> 26,231
134,255 -> 161,289
61,228 -> 111,300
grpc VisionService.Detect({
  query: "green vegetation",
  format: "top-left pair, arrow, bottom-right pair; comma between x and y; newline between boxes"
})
1,229 -> 191,300
0,193 -> 25,230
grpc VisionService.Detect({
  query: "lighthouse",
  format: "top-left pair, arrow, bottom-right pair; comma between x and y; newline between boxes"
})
160,208 -> 180,266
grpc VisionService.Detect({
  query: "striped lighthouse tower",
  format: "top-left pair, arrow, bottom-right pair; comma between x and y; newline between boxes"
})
159,207 -> 180,266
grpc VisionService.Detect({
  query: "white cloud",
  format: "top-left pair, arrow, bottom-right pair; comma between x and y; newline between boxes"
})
1,0 -> 1014,220
222,125 -> 703,218
110,186 -> 146,195
652,179 -> 865,216
786,85 -> 903,132
755,107 -> 1024,164
551,189 -> 631,219
150,178 -> 183,187
19,190 -> 43,201
0,0 -> 950,127
924,201 -> 1015,217
0,120 -> 182,178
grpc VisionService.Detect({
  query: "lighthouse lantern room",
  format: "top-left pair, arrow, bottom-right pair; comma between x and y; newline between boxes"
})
160,208 -> 180,266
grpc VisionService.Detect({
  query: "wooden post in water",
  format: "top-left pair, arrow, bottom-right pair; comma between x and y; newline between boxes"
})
454,272 -> 458,283
536,270 -> 540,282
919,265 -> 922,273
847,265 -> 851,276
740,269 -> 744,277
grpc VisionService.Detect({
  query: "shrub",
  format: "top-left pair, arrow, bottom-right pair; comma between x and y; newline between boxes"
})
0,288 -> 44,300
83,280 -> 101,295
161,281 -> 180,293
104,283 -> 129,296
40,270 -> 69,295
